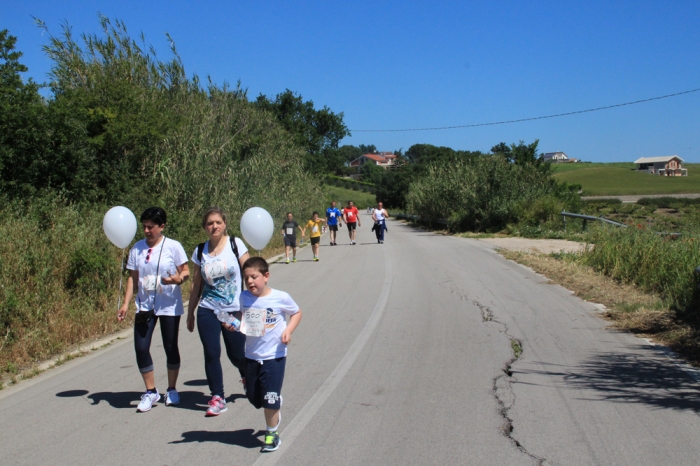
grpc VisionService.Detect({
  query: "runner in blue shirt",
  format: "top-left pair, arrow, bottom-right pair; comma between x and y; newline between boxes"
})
326,201 -> 343,246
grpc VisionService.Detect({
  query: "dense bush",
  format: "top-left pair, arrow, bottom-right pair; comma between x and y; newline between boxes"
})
406,154 -> 580,232
637,197 -> 700,208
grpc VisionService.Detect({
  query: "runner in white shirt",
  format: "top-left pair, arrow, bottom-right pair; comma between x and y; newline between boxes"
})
371,201 -> 390,243
118,207 -> 190,412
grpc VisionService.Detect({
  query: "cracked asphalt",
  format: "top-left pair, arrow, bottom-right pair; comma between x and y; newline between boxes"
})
1,214 -> 699,465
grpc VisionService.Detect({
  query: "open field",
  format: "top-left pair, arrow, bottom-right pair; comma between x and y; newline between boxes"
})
552,162 -> 700,195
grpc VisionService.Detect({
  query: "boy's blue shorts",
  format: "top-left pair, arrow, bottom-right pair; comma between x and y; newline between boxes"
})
245,357 -> 286,410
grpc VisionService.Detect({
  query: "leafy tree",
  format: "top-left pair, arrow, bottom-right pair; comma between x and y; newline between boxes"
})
338,144 -> 363,165
358,144 -> 377,154
360,161 -> 385,185
375,159 -> 412,209
254,89 -> 349,174
0,29 -> 48,196
492,140 -> 549,171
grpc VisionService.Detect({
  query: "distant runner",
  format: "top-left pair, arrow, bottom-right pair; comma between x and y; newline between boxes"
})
343,200 -> 361,245
326,201 -> 343,246
280,212 -> 304,264
372,202 -> 389,244
303,212 -> 326,261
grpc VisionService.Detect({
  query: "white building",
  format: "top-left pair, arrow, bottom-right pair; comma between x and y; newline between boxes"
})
543,152 -> 578,163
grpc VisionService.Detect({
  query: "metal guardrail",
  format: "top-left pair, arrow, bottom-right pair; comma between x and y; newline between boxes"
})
561,211 -> 627,231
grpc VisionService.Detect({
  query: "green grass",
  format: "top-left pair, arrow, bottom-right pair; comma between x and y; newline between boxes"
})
323,185 -> 377,210
552,163 -> 700,196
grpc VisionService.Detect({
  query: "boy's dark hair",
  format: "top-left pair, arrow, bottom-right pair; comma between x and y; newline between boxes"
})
312,211 -> 319,217
140,207 -> 167,226
286,212 -> 293,216
242,256 -> 269,275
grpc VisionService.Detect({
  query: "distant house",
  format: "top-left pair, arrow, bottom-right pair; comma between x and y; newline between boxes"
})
634,156 -> 687,176
543,152 -> 578,163
349,152 -> 398,171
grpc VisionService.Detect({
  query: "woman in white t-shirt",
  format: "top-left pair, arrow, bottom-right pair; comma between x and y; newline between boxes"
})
371,202 -> 390,243
187,206 -> 250,416
118,207 -> 190,412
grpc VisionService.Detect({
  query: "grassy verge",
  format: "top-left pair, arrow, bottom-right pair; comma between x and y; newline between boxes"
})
499,249 -> 700,364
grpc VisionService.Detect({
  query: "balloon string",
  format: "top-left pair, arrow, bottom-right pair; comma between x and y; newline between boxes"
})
117,248 -> 125,312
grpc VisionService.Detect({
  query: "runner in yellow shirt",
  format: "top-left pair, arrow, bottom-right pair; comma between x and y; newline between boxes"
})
303,211 -> 326,262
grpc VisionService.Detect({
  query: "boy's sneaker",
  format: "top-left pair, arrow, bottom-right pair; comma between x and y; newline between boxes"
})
285,258 -> 290,264
292,257 -> 297,263
205,395 -> 227,416
137,390 -> 160,412
261,431 -> 281,452
165,388 -> 180,406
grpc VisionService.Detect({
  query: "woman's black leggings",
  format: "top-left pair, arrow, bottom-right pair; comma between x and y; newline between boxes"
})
134,315 -> 181,374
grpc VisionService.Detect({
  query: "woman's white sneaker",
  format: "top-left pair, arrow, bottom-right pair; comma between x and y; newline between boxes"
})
137,390 -> 161,412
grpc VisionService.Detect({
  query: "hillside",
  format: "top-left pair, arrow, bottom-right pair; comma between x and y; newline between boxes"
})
552,162 -> 700,196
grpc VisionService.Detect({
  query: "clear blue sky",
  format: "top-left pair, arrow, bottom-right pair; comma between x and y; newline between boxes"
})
5,0 -> 700,162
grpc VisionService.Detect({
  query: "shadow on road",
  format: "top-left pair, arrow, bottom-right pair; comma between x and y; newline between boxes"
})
56,390 -> 89,397
170,428 -> 265,448
80,390 -> 242,411
562,347 -> 700,412
183,379 -> 208,386
519,345 -> 700,413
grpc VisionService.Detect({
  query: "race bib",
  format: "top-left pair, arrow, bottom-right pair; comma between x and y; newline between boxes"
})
329,212 -> 336,218
203,260 -> 231,286
286,228 -> 294,235
142,275 -> 160,292
241,307 -> 267,337
312,225 -> 319,233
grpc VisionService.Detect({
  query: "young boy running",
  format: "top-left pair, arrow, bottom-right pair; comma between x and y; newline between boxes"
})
343,200 -> 361,245
280,212 -> 304,263
238,257 -> 302,452
303,211 -> 326,261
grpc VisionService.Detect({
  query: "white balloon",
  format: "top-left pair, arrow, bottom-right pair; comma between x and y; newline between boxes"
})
240,207 -> 274,251
103,206 -> 138,249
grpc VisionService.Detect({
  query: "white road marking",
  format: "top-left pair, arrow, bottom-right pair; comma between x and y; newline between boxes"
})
253,247 -> 393,465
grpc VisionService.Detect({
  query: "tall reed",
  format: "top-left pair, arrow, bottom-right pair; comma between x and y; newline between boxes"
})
582,226 -> 700,311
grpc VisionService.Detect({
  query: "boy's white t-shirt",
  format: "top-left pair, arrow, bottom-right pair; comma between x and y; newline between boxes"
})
240,288 -> 300,360
191,237 -> 248,313
126,237 -> 188,316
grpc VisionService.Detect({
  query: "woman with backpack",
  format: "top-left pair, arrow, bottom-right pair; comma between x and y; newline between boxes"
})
117,207 -> 190,412
187,206 -> 250,416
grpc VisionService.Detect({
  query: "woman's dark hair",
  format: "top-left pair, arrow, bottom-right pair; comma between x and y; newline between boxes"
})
140,207 -> 167,226
202,206 -> 228,229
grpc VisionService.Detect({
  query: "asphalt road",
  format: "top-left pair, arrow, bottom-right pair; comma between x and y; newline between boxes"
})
1,214 -> 699,465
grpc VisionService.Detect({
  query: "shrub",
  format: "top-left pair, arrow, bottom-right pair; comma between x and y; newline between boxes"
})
582,227 -> 700,311
406,155 -> 575,232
